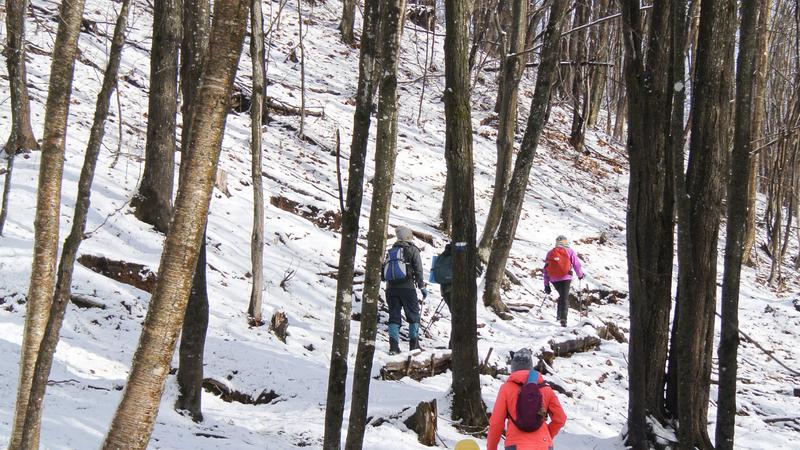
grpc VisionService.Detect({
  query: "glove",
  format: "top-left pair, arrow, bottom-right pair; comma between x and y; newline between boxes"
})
544,285 -> 551,294
420,288 -> 429,300
579,275 -> 584,280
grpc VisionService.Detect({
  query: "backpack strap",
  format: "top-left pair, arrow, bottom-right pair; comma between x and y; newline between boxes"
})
527,370 -> 539,385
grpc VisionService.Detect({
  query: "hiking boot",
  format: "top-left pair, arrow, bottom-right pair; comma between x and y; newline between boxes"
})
409,338 -> 422,351
560,320 -> 567,328
389,338 -> 401,355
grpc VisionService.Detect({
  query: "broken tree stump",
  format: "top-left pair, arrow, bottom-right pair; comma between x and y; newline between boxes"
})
596,322 -> 627,343
77,254 -> 156,293
403,399 -> 438,446
380,352 -> 452,381
270,311 -> 289,343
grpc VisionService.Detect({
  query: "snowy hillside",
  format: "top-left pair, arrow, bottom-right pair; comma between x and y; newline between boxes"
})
1,1 -> 799,449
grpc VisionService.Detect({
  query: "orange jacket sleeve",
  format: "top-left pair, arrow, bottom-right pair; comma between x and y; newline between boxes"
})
546,389 -> 567,438
487,385 -> 509,450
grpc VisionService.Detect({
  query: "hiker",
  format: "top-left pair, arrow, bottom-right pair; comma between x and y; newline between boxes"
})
432,243 -> 453,308
382,226 -> 428,354
487,349 -> 566,450
543,235 -> 584,327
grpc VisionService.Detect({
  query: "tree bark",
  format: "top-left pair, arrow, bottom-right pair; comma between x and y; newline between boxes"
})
16,2 -> 132,446
620,0 -> 685,447
339,0 -> 357,45
248,0 -> 266,325
477,0 -> 528,262
132,0 -> 182,233
586,0 -> 612,128
344,3 -> 406,449
716,5 -> 758,447
742,0 -> 771,265
174,0 -> 212,423
568,0 -> 590,150
482,0 -> 569,317
102,1 -> 249,446
8,0 -> 87,447
3,0 -> 40,154
671,0 -> 736,447
444,0 -> 492,430
0,154 -> 14,236
323,1 -> 380,448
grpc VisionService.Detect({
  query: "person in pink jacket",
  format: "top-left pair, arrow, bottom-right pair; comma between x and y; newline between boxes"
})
543,235 -> 584,327
488,349 -> 567,450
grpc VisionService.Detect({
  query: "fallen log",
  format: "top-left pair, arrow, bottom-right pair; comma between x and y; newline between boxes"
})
403,399 -> 437,446
270,195 -> 342,231
549,336 -> 601,357
70,294 -> 106,309
202,378 -> 279,405
77,254 -> 156,293
380,352 -> 452,381
596,322 -> 627,343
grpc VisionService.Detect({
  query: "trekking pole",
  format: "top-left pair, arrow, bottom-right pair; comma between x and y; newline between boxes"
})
422,297 -> 446,335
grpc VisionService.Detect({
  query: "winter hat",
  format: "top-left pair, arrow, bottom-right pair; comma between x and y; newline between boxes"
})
510,348 -> 533,372
396,226 -> 414,242
555,235 -> 569,247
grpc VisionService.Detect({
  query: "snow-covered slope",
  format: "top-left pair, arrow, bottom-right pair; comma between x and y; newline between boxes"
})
1,1 -> 798,449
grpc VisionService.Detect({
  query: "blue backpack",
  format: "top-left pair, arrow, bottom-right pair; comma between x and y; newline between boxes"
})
508,370 -> 547,432
383,246 -> 409,283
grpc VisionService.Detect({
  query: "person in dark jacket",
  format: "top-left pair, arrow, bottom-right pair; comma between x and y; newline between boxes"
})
384,226 -> 428,354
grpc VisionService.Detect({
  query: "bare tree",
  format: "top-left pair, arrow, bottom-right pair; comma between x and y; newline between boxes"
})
102,0 -> 250,446
16,2 -> 133,446
8,0 -> 87,447
0,155 -> 14,236
670,0 -> 736,447
568,0 -> 590,150
344,2 -> 406,448
443,0 -> 499,429
716,0 -> 759,447
131,0 -> 182,233
586,0 -> 612,128
477,0 -> 528,261
3,0 -> 39,154
339,0 -> 357,45
482,0 -> 569,317
175,0 -> 212,422
323,0 -> 380,448
619,0 -> 688,446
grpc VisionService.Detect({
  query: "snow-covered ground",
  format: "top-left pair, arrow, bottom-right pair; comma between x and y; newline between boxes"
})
1,1 -> 798,449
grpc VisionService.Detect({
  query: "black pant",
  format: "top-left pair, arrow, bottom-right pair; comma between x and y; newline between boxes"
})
386,287 -> 420,325
553,279 -> 571,322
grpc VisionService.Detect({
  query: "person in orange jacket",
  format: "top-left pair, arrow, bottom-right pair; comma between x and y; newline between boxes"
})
487,349 -> 567,450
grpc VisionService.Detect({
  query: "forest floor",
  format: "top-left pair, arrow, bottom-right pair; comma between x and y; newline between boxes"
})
1,1 -> 799,449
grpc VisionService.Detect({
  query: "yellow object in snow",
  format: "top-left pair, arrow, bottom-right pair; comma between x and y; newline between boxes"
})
454,439 -> 480,450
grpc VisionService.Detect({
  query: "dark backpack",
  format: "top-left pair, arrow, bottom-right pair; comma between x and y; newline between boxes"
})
383,245 -> 410,283
508,370 -> 547,432
432,249 -> 453,285
546,247 -> 571,278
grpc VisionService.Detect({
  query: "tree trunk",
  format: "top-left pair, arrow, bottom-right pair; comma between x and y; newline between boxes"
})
248,0 -> 266,325
671,0 -> 736,447
344,3 -> 406,449
0,153 -> 14,236
440,169 -> 453,233
339,0 -> 357,45
477,0 -> 527,262
175,0 -> 212,423
102,1 -> 249,446
8,0 -> 87,447
715,2 -> 759,448
742,0 -> 771,265
132,0 -> 182,233
620,0 -> 685,447
444,0 -> 492,430
482,0 -> 569,317
568,0 -> 590,150
323,1 -> 380,448
3,0 -> 39,154
586,0 -> 612,128
15,2 -> 131,446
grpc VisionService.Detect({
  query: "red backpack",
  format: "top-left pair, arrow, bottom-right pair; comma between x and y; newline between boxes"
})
508,370 -> 547,432
546,247 -> 571,278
